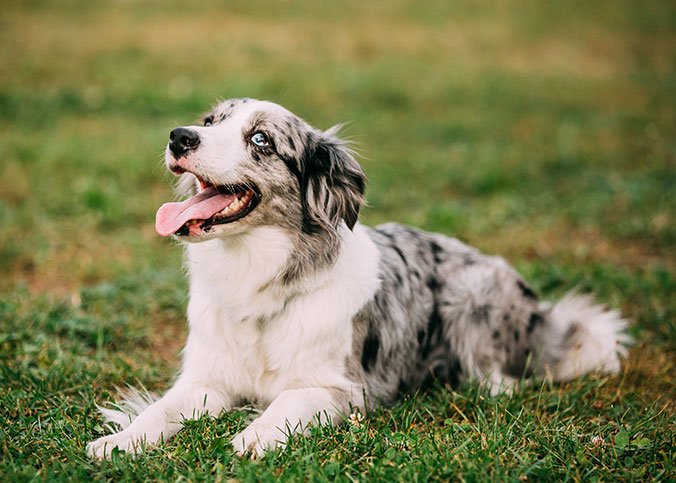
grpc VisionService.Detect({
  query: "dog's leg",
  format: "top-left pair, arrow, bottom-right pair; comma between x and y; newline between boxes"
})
87,379 -> 229,459
232,387 -> 356,458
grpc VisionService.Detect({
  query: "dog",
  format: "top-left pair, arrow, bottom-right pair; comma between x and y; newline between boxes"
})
87,98 -> 631,459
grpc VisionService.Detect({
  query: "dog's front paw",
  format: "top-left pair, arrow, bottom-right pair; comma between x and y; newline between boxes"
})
87,430 -> 145,460
231,422 -> 289,458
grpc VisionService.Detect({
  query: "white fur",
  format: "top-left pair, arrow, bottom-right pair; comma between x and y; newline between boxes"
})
96,386 -> 157,431
87,223 -> 380,459
548,293 -> 632,381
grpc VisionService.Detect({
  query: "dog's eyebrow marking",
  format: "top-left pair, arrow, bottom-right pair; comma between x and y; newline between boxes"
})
211,98 -> 251,124
245,110 -> 268,134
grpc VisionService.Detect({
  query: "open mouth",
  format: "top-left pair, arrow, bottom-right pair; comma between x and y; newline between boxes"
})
155,178 -> 261,237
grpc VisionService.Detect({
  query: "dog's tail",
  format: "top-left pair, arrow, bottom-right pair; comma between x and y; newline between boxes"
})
96,385 -> 158,431
532,293 -> 632,382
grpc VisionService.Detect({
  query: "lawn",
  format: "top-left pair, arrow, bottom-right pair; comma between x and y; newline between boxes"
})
0,0 -> 674,480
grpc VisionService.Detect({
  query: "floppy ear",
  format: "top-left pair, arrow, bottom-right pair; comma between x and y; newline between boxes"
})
300,126 -> 366,235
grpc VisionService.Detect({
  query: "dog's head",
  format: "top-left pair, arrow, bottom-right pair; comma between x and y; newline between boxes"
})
155,98 -> 366,242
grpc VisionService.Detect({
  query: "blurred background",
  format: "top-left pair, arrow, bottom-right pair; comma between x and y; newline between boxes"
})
2,0 -> 674,286
0,0 -> 673,477
1,1 -> 673,293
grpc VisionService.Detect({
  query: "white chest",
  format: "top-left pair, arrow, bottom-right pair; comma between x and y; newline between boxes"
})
179,225 -> 382,403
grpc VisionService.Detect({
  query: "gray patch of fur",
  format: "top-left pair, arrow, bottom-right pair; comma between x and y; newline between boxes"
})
350,224 -> 563,404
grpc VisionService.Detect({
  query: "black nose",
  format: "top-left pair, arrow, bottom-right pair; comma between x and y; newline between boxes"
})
169,127 -> 200,157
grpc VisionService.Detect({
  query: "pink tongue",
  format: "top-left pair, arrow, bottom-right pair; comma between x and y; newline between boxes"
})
155,187 -> 237,236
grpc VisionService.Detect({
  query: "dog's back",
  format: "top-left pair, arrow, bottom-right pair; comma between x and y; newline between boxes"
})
355,223 -> 630,398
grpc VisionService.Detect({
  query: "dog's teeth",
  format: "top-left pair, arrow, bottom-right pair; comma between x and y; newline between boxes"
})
208,190 -> 254,218
217,198 -> 243,216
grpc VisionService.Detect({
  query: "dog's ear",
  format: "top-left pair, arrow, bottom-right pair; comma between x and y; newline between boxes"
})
300,126 -> 366,235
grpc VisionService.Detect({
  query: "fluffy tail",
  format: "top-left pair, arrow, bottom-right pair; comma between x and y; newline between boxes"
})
537,293 -> 632,382
96,386 -> 158,431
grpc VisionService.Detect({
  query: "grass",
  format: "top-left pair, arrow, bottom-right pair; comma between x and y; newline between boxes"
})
0,0 -> 674,480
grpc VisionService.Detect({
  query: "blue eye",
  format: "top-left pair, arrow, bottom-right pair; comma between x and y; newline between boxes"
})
250,132 -> 270,147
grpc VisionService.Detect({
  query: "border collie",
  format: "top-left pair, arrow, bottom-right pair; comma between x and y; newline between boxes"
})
87,98 -> 630,459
